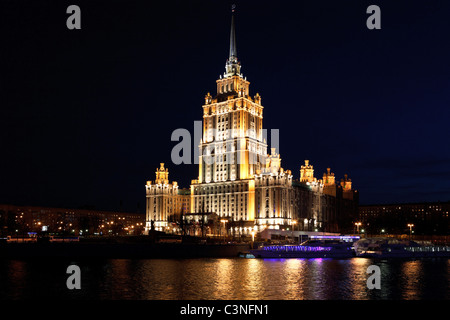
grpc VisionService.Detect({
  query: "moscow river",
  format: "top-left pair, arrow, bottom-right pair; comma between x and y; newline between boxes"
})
0,258 -> 449,300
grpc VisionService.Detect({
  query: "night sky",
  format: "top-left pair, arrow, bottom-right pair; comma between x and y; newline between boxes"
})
1,0 -> 450,212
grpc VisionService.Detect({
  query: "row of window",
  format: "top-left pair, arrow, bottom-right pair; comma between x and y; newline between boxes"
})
195,184 -> 249,194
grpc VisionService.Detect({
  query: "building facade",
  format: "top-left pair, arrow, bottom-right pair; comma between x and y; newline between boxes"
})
0,204 -> 145,236
254,149 -> 294,229
359,202 -> 450,235
145,163 -> 190,231
145,11 -> 358,235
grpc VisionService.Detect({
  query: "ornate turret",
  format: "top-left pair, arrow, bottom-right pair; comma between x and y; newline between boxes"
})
323,167 -> 337,197
262,148 -> 282,175
341,174 -> 354,200
300,160 -> 315,183
323,168 -> 336,186
155,163 -> 169,185
340,174 -> 352,191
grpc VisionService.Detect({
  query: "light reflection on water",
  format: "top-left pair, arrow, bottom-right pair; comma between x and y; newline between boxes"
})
0,258 -> 448,300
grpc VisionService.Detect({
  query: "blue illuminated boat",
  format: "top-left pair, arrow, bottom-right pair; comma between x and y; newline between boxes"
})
250,236 -> 359,259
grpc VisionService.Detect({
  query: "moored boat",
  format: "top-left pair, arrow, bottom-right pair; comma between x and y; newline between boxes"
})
250,235 -> 359,259
354,238 -> 450,258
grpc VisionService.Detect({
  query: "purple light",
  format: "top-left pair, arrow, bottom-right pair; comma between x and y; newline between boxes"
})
310,235 -> 360,241
263,245 -> 332,252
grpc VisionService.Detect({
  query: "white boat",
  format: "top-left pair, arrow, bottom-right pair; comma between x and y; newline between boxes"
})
354,238 -> 450,258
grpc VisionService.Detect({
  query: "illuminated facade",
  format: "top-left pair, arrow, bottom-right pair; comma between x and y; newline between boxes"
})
254,148 -> 294,228
145,11 -> 359,234
359,202 -> 450,235
145,163 -> 189,231
190,12 -> 265,232
0,204 -> 145,236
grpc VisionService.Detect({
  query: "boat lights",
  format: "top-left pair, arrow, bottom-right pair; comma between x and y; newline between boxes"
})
310,235 -> 360,242
263,246 -> 332,252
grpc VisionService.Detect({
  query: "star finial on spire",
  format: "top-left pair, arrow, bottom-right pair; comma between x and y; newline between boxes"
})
224,4 -> 242,77
229,6 -> 237,59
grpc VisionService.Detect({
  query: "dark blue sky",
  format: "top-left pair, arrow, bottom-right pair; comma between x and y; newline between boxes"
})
1,0 -> 450,212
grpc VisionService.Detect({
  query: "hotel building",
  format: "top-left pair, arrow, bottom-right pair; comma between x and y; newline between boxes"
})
145,10 -> 358,235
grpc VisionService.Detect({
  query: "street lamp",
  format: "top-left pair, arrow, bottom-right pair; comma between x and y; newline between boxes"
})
292,220 -> 297,243
407,223 -> 414,240
251,230 -> 255,249
220,219 -> 228,242
355,222 -> 362,234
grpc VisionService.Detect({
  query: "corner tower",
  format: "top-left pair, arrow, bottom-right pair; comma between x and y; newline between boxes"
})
145,163 -> 178,232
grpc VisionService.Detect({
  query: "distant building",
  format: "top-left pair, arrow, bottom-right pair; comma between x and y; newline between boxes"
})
359,202 -> 450,235
0,204 -> 145,236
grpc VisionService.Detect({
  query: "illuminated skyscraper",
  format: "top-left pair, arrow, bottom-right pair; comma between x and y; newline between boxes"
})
190,10 -> 267,230
145,9 -> 358,235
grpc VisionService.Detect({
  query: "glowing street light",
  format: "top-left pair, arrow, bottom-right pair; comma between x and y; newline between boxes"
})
251,230 -> 255,248
220,219 -> 228,242
407,223 -> 414,240
291,220 -> 298,243
355,222 -> 362,234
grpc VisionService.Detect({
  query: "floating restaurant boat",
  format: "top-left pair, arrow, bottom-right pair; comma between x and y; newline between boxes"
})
353,238 -> 450,258
250,235 -> 359,259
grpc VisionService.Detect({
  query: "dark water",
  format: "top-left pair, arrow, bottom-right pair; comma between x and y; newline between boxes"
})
0,258 -> 448,300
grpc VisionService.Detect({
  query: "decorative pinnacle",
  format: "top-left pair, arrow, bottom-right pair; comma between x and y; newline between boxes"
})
224,4 -> 241,77
229,7 -> 237,59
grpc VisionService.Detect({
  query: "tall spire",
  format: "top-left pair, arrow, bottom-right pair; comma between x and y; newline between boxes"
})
224,4 -> 241,78
229,4 -> 237,59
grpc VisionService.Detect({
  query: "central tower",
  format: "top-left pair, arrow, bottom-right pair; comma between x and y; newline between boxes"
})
191,8 -> 268,226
